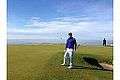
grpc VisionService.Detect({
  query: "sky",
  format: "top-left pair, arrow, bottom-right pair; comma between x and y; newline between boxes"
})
8,0 -> 113,41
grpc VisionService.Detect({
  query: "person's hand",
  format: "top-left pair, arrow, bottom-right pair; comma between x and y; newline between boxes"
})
64,50 -> 66,52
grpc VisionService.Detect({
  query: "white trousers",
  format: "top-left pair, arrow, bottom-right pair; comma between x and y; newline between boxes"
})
63,48 -> 74,66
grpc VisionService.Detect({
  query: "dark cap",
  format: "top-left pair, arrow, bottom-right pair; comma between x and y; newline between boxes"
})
68,32 -> 72,35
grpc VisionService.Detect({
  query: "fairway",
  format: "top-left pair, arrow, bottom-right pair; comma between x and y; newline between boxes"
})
8,44 -> 113,80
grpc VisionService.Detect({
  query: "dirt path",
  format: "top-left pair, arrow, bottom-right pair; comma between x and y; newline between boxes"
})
99,63 -> 113,71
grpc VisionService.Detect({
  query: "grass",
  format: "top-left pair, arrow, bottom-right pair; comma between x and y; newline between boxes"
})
8,44 -> 113,80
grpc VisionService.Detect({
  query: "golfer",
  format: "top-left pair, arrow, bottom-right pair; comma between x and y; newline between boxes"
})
61,32 -> 77,68
103,38 -> 106,46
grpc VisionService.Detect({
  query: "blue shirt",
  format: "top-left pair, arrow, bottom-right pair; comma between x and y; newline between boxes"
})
66,37 -> 76,49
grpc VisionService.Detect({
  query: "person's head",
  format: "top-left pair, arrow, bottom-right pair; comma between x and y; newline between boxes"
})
68,32 -> 72,37
104,38 -> 105,40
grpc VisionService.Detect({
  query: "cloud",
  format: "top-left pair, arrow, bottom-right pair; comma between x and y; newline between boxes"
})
8,16 -> 112,40
56,0 -> 112,14
7,0 -> 112,40
8,34 -> 57,39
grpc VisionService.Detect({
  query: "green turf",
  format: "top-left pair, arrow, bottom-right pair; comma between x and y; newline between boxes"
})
8,44 -> 113,80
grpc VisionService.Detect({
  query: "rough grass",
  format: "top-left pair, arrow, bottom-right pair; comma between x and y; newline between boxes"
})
8,44 -> 113,80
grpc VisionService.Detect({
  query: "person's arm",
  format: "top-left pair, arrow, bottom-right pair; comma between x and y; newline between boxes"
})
74,39 -> 77,51
65,40 -> 68,50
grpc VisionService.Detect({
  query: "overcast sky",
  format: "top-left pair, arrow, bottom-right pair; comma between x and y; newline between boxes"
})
8,0 -> 113,40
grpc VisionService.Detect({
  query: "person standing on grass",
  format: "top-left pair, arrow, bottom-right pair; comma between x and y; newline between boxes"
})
61,32 -> 77,69
103,38 -> 106,46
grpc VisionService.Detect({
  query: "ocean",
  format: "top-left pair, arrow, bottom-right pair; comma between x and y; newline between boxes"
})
7,39 -> 113,45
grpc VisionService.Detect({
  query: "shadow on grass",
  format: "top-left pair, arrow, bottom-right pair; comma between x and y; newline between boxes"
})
71,57 -> 112,72
47,52 -> 112,72
71,65 -> 112,71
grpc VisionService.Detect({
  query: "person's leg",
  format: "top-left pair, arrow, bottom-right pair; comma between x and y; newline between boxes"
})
68,51 -> 73,68
105,43 -> 106,46
61,51 -> 68,65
